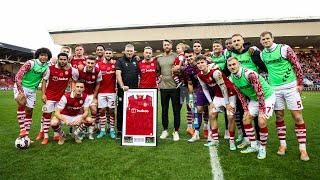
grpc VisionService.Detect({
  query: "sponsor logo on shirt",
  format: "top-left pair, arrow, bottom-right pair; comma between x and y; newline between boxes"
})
52,76 -> 69,81
130,108 -> 149,113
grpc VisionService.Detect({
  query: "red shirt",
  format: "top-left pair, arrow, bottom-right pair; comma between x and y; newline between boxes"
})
96,57 -> 104,64
58,92 -> 90,116
126,95 -> 153,135
70,56 -> 86,70
138,59 -> 157,88
78,66 -> 102,95
97,60 -> 116,93
173,53 -> 185,66
44,65 -> 78,101
197,69 -> 236,97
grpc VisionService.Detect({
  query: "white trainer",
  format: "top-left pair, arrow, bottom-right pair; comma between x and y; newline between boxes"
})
240,146 -> 258,154
257,148 -> 267,159
229,142 -> 237,151
172,131 -> 180,141
160,130 -> 169,139
188,130 -> 200,143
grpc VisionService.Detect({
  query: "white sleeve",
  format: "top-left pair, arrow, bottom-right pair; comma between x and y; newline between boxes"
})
83,96 -> 91,108
57,95 -> 67,109
71,67 -> 79,81
96,71 -> 102,82
223,49 -> 228,59
43,67 -> 50,80
281,44 -> 290,59
197,77 -> 213,103
178,55 -> 184,61
250,46 -> 260,52
28,60 -> 35,69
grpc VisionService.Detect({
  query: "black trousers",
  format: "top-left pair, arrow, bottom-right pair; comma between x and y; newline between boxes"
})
116,89 -> 124,132
160,89 -> 182,131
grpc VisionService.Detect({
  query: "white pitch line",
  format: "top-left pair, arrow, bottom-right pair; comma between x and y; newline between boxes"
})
209,146 -> 224,180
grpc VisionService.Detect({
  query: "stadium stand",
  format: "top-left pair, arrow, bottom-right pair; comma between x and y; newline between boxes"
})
0,42 -> 34,90
297,51 -> 320,90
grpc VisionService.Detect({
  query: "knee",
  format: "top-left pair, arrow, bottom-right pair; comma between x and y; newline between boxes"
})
85,117 -> 94,124
210,112 -> 217,120
51,120 -> 59,127
258,119 -> 267,128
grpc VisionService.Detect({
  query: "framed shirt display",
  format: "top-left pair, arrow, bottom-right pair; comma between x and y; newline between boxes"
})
122,89 -> 157,146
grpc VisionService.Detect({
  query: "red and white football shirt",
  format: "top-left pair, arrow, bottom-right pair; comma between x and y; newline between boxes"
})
58,92 -> 90,116
126,95 -> 153,135
138,59 -> 157,88
97,60 -> 116,93
70,56 -> 86,70
197,69 -> 236,97
173,53 -> 185,66
43,64 -> 78,101
78,66 -> 102,95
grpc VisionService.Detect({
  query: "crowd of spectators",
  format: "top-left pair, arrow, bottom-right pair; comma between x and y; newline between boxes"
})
0,70 -> 15,90
297,51 -> 320,87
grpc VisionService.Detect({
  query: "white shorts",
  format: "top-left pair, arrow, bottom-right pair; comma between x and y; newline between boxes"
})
248,93 -> 276,119
13,84 -> 36,108
42,100 -> 58,113
274,88 -> 303,110
212,95 -> 236,115
98,93 -> 116,108
61,114 -> 82,124
86,94 -> 96,106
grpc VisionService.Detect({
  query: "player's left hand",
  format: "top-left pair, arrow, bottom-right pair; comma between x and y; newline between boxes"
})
122,86 -> 129,91
42,94 -> 47,103
226,103 -> 235,114
16,93 -> 27,106
172,66 -> 180,73
248,47 -> 255,55
297,85 -> 303,94
209,102 -> 215,111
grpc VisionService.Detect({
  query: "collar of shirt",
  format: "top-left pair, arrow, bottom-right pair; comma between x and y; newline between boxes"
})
234,67 -> 242,78
265,43 -> 277,52
70,91 -> 83,98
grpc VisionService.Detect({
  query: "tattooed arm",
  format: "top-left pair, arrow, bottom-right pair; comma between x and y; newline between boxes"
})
284,46 -> 303,86
234,87 -> 248,112
15,60 -> 33,93
212,70 -> 229,104
246,70 -> 266,113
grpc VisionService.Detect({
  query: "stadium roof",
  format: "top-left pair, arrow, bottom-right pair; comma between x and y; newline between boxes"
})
0,42 -> 34,63
49,17 -> 320,55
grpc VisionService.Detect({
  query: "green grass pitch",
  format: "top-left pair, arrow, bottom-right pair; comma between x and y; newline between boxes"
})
0,91 -> 319,179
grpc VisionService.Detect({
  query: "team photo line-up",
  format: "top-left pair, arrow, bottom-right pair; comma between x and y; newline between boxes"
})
13,31 -> 309,161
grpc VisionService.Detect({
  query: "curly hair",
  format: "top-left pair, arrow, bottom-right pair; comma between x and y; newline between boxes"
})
34,47 -> 52,60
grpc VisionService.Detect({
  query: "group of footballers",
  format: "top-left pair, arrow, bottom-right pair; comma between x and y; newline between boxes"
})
13,30 -> 309,161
